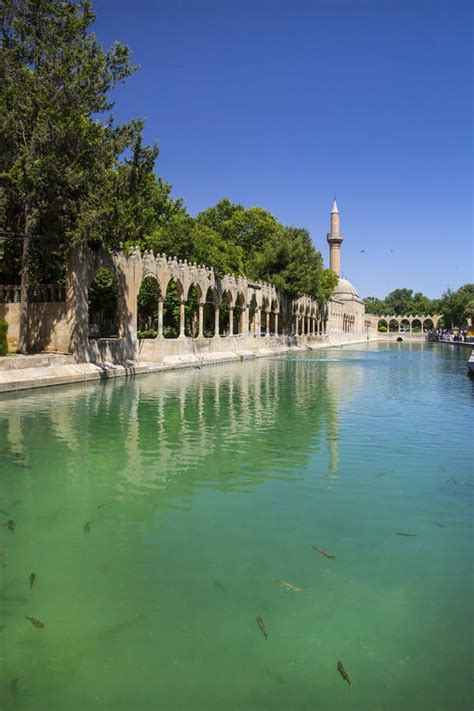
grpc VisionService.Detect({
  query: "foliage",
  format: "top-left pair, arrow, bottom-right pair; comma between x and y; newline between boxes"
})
378,324 -> 387,332
365,284 -> 474,329
364,288 -> 439,316
439,284 -> 474,329
0,320 -> 8,355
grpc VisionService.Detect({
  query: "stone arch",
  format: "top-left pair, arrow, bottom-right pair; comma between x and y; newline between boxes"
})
411,318 -> 422,333
389,319 -> 399,332
423,318 -> 434,332
163,279 -> 182,339
219,290 -> 233,336
185,284 -> 200,338
203,286 -> 217,337
248,292 -> 258,336
137,275 -> 160,339
378,318 -> 388,333
233,292 -> 246,335
400,318 -> 410,333
88,267 -> 119,338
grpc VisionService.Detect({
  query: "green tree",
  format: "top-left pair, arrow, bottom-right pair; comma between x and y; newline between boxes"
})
0,0 -> 151,351
439,284 -> 474,329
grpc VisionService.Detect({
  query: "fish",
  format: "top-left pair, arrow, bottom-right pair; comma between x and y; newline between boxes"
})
99,614 -> 144,639
312,544 -> 335,560
256,616 -> 268,639
0,553 -> 6,568
5,520 -> 15,533
83,521 -> 92,534
10,677 -> 18,705
273,579 -> 303,592
98,500 -> 114,510
29,573 -> 36,589
25,616 -> 44,629
395,532 -> 418,537
0,508 -> 10,516
434,522 -> 446,528
337,660 -> 351,687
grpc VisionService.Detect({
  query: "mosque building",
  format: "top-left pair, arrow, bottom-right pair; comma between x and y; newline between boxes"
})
326,198 -> 367,339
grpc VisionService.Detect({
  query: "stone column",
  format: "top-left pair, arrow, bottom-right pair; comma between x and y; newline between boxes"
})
198,303 -> 204,338
179,300 -> 186,338
241,306 -> 249,336
228,307 -> 234,336
214,305 -> 220,337
262,310 -> 268,335
157,299 -> 164,338
255,307 -> 261,336
274,313 -> 279,335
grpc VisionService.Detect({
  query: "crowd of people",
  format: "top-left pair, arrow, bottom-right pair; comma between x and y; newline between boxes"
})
430,328 -> 471,343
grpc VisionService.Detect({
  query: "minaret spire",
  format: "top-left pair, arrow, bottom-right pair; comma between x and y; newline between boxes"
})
327,197 -> 343,276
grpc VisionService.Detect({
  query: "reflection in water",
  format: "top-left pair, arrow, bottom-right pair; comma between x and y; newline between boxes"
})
1,357 -> 355,496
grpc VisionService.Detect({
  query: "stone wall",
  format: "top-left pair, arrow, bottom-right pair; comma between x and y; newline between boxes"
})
1,244 -> 371,361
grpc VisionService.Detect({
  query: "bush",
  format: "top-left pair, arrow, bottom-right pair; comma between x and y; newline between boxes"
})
0,320 -> 8,356
378,325 -> 388,332
137,328 -> 157,339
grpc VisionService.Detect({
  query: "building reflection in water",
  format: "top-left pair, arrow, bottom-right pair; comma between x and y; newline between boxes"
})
0,353 -> 367,499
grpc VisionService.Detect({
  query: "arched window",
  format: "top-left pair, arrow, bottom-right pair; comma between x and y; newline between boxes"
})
137,276 -> 160,339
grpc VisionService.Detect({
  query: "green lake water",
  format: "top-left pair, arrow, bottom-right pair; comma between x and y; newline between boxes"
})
0,342 -> 472,710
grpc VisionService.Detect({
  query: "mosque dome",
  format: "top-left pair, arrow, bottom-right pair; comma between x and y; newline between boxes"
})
332,277 -> 360,300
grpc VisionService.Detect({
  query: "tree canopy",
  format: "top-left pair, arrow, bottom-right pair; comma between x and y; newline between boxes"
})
0,0 -> 341,325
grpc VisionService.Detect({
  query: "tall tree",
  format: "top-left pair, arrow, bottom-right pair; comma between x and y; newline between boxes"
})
0,0 -> 140,351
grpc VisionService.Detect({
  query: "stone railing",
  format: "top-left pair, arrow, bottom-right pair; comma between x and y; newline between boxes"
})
0,284 -> 66,303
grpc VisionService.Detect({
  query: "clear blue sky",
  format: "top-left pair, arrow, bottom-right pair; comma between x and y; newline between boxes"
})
93,0 -> 472,298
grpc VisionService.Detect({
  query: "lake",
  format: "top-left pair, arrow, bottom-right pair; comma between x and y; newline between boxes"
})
0,342 -> 472,710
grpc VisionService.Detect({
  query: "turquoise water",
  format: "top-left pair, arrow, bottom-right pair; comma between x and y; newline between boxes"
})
0,342 -> 472,710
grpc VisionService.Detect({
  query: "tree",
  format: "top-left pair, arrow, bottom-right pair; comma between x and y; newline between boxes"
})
440,284 -> 474,329
0,0 -> 146,351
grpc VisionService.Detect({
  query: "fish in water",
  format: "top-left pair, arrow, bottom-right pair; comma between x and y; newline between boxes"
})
99,614 -> 144,639
98,500 -> 114,510
273,579 -> 303,592
312,544 -> 335,560
337,661 -> 351,687
83,521 -> 92,534
256,616 -> 268,639
395,532 -> 418,537
10,677 -> 18,705
0,553 -> 6,568
29,573 -> 36,589
0,508 -> 10,516
5,520 -> 15,533
25,616 -> 44,629
434,522 -> 446,528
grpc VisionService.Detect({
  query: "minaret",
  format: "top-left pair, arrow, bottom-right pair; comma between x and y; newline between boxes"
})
326,197 -> 343,276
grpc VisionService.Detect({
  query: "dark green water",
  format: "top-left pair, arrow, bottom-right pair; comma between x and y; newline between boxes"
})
0,342 -> 472,710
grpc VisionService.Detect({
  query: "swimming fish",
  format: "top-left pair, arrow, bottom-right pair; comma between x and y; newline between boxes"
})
395,532 -> 418,537
99,614 -> 144,639
434,522 -> 446,528
0,508 -> 10,516
337,661 -> 351,687
83,521 -> 92,534
256,616 -> 268,639
98,500 -> 114,510
0,553 -> 6,568
25,616 -> 44,629
312,544 -> 335,559
273,579 -> 303,592
5,520 -> 15,533
29,573 -> 36,589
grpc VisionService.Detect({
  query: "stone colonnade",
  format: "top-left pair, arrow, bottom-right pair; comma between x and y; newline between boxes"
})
376,314 -> 442,332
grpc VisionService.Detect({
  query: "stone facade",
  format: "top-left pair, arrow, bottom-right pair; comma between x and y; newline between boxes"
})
0,200 -> 378,361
